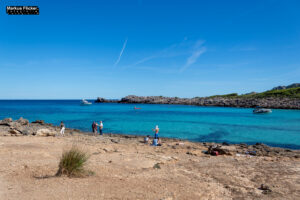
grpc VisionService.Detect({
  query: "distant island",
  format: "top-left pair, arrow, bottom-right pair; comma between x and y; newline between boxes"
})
95,83 -> 300,109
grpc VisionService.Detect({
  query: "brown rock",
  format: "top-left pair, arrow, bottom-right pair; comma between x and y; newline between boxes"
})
16,117 -> 29,125
36,129 -> 56,137
9,128 -> 22,135
32,120 -> 45,125
0,118 -> 13,126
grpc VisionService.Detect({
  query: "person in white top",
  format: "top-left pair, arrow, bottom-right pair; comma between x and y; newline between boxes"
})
60,121 -> 65,136
98,121 -> 103,135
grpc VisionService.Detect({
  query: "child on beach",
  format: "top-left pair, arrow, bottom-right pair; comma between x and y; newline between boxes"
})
144,135 -> 150,144
60,121 -> 65,136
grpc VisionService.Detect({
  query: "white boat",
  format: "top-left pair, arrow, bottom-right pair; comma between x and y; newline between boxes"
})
253,107 -> 272,114
80,99 -> 92,106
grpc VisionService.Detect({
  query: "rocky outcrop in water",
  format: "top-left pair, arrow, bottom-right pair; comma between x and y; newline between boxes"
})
115,95 -> 300,109
95,84 -> 300,109
95,97 -> 114,103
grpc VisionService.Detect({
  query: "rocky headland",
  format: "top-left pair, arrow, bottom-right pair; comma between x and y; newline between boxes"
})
95,84 -> 300,109
96,95 -> 300,109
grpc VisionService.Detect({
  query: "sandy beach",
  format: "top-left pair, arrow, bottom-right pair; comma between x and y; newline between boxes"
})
0,118 -> 299,200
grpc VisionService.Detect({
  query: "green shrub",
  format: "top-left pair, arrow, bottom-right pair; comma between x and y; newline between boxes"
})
241,87 -> 300,98
56,146 -> 90,177
208,93 -> 239,98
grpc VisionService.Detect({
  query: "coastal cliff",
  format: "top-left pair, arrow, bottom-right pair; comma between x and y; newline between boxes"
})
95,84 -> 300,109
119,95 -> 300,109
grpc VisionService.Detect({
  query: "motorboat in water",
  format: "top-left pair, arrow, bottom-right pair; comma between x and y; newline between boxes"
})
253,107 -> 272,114
81,99 -> 92,106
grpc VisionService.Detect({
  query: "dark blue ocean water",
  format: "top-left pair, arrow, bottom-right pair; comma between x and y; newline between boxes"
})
0,100 -> 300,149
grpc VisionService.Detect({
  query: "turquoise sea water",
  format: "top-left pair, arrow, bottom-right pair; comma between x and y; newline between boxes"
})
0,100 -> 300,149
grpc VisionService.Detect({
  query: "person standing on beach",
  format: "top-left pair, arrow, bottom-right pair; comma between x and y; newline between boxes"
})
152,125 -> 159,139
152,125 -> 160,146
60,121 -> 65,136
92,121 -> 97,136
98,121 -> 103,135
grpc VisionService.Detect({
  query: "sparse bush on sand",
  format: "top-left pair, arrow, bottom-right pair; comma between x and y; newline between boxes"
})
56,146 -> 90,177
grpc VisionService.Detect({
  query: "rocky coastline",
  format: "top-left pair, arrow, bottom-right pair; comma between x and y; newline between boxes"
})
95,95 -> 300,109
1,117 -> 299,157
1,117 -> 300,199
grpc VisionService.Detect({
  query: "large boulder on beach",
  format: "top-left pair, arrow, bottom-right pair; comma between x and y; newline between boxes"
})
16,117 -> 29,125
9,128 -> 22,136
0,118 -> 13,126
36,129 -> 56,137
18,127 -> 36,136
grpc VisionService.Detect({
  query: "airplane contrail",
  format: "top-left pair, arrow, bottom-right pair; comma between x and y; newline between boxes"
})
114,38 -> 128,67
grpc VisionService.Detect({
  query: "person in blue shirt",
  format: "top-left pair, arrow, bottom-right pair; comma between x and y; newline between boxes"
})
152,125 -> 160,146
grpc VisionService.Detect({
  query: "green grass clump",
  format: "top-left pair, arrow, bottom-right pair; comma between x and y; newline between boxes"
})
207,87 -> 300,99
208,93 -> 239,98
56,146 -> 90,177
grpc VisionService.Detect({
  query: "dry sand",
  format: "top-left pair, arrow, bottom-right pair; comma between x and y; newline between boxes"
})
0,132 -> 299,200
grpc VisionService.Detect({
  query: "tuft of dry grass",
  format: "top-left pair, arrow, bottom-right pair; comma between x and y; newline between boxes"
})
56,146 -> 91,177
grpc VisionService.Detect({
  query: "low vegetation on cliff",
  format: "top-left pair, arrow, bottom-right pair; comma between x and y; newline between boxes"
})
242,87 -> 300,98
208,85 -> 300,99
95,83 -> 300,109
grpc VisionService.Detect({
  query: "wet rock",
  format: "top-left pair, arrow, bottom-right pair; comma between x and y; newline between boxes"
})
222,142 -> 230,146
31,120 -> 45,125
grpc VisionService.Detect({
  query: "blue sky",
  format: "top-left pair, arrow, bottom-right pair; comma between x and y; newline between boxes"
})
0,0 -> 299,99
